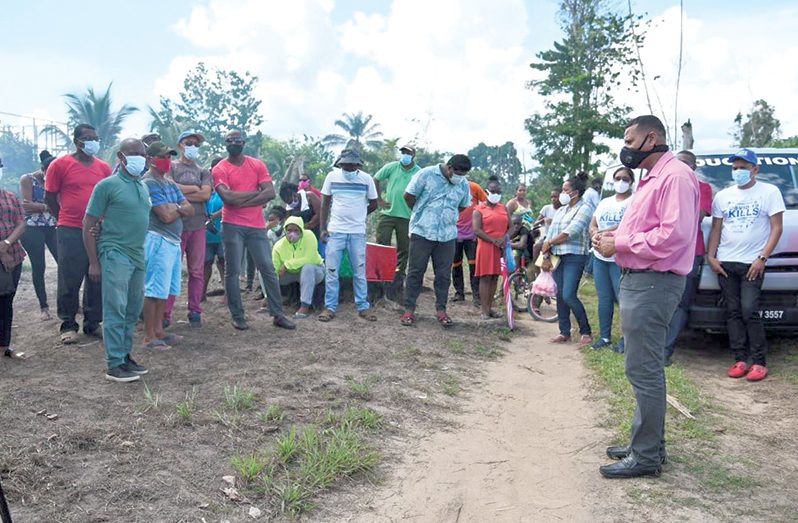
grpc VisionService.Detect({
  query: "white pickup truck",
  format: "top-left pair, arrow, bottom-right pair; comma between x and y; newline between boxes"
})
689,148 -> 798,333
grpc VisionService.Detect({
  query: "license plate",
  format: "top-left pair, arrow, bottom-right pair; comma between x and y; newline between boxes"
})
759,310 -> 784,320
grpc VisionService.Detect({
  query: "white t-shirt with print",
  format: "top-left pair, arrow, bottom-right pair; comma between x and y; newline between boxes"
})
712,181 -> 786,264
592,195 -> 631,262
321,169 -> 378,234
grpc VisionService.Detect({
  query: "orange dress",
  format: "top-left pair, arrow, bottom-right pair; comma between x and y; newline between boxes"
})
475,202 -> 509,277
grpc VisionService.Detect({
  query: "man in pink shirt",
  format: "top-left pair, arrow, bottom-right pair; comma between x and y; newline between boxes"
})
213,130 -> 295,331
45,124 -> 111,344
664,150 -> 713,364
593,115 -> 699,479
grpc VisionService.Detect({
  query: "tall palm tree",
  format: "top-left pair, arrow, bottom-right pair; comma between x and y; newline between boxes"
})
40,83 -> 138,157
323,111 -> 383,150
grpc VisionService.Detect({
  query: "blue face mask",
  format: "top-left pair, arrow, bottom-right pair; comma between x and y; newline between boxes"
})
183,145 -> 200,161
731,168 -> 751,186
400,154 -> 413,166
81,140 -> 100,156
123,154 -> 147,177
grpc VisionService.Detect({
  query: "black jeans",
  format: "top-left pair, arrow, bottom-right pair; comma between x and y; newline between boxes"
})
56,226 -> 102,334
404,234 -> 456,312
451,239 -> 479,299
20,225 -> 58,310
0,265 -> 23,347
718,261 -> 767,365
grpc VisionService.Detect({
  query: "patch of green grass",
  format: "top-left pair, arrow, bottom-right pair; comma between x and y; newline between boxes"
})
686,459 -> 762,491
223,384 -> 256,411
175,387 -> 198,424
447,340 -> 467,355
260,404 -> 286,423
441,373 -> 461,396
141,383 -> 161,412
276,428 -> 299,463
474,344 -> 502,359
346,377 -> 372,400
340,406 -> 381,429
231,452 -> 268,482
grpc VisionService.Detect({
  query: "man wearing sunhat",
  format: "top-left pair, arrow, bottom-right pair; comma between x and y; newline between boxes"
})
373,143 -> 420,300
317,148 -> 379,322
707,148 -> 785,382
164,130 -> 212,327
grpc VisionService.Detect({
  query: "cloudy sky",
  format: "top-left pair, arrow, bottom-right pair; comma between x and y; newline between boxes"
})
2,0 -> 797,164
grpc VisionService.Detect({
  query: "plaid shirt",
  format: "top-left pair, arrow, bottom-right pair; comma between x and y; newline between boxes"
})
0,189 -> 27,267
545,199 -> 592,256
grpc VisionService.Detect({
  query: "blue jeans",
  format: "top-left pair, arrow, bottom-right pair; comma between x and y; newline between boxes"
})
593,257 -> 621,340
324,232 -> 369,312
552,254 -> 591,337
101,249 -> 144,370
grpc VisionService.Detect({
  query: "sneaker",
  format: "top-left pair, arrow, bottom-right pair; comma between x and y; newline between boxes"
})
727,361 -> 749,379
612,338 -> 625,354
232,318 -> 249,331
188,312 -> 201,328
84,325 -> 103,339
105,366 -> 141,383
123,357 -> 148,375
746,364 -> 768,382
591,338 -> 612,350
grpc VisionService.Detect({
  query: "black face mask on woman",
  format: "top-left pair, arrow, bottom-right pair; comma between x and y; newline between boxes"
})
619,135 -> 669,169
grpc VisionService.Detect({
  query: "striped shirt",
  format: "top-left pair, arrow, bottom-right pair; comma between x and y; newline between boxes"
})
544,199 -> 592,256
321,169 -> 378,234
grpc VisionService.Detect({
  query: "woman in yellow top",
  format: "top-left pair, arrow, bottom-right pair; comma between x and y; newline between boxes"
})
506,183 -> 531,216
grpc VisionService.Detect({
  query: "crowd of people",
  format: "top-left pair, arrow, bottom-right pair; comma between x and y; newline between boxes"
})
0,115 -> 786,480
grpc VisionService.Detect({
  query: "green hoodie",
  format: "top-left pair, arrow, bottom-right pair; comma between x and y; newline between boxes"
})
272,216 -> 323,273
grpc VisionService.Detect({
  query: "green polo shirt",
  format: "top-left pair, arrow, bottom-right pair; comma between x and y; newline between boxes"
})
86,170 -> 152,269
374,161 -> 420,219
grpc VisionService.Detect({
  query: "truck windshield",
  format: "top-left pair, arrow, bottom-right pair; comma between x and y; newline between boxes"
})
695,153 -> 798,209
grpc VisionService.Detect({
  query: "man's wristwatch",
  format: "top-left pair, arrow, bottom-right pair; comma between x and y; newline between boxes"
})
2,239 -> 11,246
757,255 -> 767,262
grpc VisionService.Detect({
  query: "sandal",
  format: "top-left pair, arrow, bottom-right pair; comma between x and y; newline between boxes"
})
400,312 -> 416,326
143,339 -> 172,351
317,309 -> 335,322
159,333 -> 184,345
60,331 -> 79,345
550,334 -> 571,343
4,348 -> 28,360
358,309 -> 377,322
436,311 -> 454,328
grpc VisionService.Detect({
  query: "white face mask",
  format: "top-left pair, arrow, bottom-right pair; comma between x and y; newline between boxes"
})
81,140 -> 100,156
559,192 -> 571,206
613,180 -> 631,194
183,145 -> 200,161
487,193 -> 502,204
123,154 -> 147,177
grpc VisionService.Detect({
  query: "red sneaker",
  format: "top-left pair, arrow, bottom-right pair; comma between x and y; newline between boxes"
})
727,361 -> 749,379
746,364 -> 769,382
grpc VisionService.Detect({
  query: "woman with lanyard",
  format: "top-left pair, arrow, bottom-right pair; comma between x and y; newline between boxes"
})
541,171 -> 594,345
588,167 -> 634,352
473,176 -> 511,320
19,150 -> 59,320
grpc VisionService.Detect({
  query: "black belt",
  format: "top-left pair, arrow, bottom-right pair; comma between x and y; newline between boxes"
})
621,268 -> 678,275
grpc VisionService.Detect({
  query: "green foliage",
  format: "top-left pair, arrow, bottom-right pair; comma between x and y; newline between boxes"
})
467,141 -> 523,188
0,130 -> 38,188
526,0 -> 643,185
734,99 -> 782,147
223,384 -> 256,411
260,134 -> 334,191
148,62 -> 264,160
322,111 -> 383,150
771,135 -> 798,148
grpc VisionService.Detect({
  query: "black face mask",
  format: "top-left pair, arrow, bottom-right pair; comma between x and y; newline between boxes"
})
619,135 -> 669,169
226,144 -> 244,156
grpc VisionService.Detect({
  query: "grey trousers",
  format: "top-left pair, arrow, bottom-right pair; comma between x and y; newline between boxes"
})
223,224 -> 284,321
275,264 -> 324,307
619,271 -> 685,466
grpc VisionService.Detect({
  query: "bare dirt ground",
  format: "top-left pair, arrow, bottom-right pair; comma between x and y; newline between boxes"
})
2,258 -> 797,522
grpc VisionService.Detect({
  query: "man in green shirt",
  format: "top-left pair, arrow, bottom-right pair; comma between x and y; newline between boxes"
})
374,144 -> 420,299
84,138 -> 152,383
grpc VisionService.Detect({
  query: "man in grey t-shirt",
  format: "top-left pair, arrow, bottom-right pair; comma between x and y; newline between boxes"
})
164,130 -> 212,327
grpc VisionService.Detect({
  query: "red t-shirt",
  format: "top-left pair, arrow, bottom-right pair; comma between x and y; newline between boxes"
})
212,156 -> 272,228
694,180 -> 713,256
45,155 -> 111,228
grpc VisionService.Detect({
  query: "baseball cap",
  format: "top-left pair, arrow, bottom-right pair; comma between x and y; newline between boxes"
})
399,143 -> 417,154
146,142 -> 178,157
178,130 -> 206,144
727,148 -> 758,166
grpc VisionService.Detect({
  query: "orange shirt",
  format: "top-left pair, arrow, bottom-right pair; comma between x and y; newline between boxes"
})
45,155 -> 111,228
457,181 -> 487,240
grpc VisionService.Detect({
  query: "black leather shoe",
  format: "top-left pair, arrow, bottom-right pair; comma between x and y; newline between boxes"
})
232,318 -> 250,331
606,446 -> 668,464
600,456 -> 661,479
273,315 -> 296,330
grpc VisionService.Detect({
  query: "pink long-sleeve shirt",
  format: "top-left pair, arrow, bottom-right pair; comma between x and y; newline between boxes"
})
615,151 -> 700,275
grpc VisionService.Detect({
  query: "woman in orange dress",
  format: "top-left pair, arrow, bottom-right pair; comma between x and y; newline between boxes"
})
473,177 -> 511,320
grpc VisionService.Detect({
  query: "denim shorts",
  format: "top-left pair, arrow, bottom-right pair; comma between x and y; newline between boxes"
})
144,232 -> 182,299
205,241 -> 224,264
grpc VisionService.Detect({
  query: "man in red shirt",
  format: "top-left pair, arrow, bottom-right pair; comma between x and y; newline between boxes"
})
593,115 -> 699,479
213,130 -> 295,331
45,124 -> 111,344
664,150 -> 713,364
